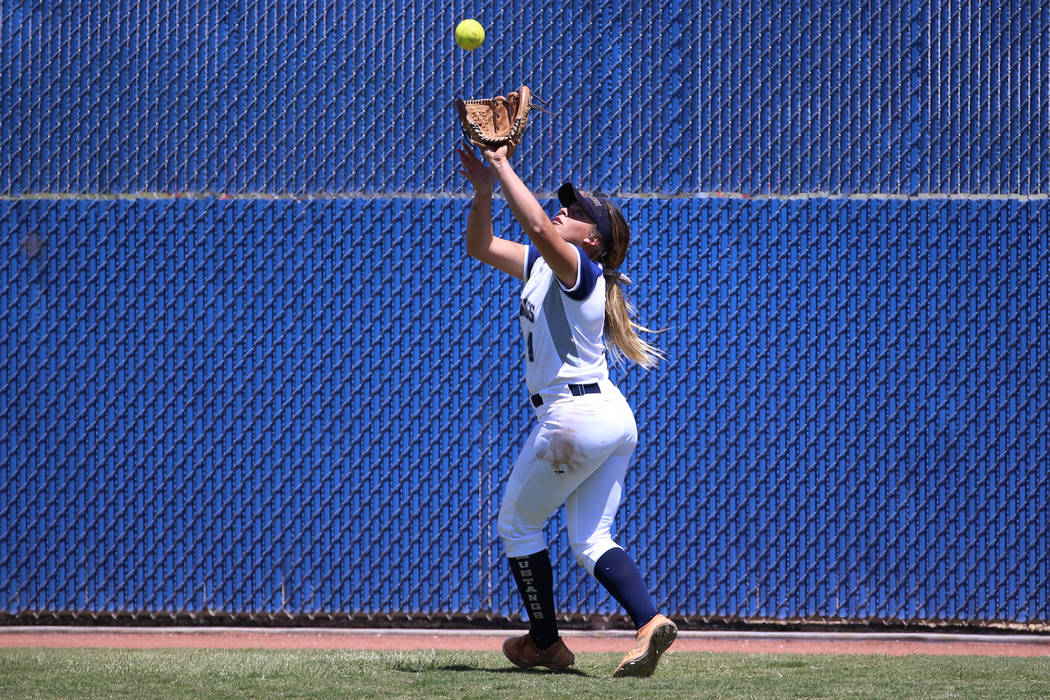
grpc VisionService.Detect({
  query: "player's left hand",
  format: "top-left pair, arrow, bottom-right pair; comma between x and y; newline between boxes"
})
476,141 -> 514,163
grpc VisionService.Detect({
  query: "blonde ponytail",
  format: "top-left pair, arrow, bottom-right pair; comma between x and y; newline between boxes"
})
599,201 -> 665,369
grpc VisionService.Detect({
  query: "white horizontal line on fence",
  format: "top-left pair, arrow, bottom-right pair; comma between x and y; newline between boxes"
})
2,192 -> 1049,202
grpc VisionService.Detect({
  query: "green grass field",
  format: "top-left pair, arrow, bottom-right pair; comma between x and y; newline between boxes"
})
2,648 -> 1049,699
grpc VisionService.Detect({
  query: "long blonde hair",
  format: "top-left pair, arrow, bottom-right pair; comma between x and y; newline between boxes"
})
598,200 -> 665,369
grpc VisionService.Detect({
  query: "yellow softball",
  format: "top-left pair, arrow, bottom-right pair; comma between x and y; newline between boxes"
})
455,19 -> 485,51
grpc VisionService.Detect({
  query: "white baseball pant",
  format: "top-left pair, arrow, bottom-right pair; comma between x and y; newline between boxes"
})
497,379 -> 638,574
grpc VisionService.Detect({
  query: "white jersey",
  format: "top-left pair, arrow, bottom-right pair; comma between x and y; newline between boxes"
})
518,245 -> 609,394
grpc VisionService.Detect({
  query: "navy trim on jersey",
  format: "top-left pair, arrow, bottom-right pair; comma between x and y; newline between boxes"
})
568,249 -> 601,301
525,246 -> 541,280
524,244 -> 601,301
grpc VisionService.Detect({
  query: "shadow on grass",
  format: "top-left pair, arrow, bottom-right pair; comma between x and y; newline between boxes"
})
437,664 -> 588,677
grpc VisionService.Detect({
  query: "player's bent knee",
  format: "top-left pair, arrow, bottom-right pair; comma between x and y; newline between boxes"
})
498,508 -> 547,558
570,536 -> 618,575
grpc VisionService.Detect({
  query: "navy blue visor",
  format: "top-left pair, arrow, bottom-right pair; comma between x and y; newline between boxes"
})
558,183 -> 612,253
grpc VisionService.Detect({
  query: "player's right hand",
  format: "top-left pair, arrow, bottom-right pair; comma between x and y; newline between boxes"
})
457,142 -> 496,193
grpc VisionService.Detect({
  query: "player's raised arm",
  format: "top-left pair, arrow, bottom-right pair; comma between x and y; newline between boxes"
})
480,146 -> 583,289
457,143 -> 527,279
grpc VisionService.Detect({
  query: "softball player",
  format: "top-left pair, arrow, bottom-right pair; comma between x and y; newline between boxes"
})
457,140 -> 677,677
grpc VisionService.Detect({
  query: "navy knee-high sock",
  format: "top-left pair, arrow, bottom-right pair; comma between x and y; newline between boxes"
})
508,550 -> 560,649
593,547 -> 657,629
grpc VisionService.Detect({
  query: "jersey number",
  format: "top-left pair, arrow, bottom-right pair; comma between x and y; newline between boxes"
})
527,332 -> 534,363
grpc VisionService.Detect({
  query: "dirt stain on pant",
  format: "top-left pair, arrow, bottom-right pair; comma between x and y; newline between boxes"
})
540,427 -> 584,475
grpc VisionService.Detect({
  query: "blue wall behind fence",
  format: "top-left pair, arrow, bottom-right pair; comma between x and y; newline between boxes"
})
2,0 -> 1049,624
3,197 -> 1048,622
4,2 -> 1048,195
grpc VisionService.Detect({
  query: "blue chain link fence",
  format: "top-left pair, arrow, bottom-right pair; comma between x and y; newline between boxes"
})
2,1 -> 1048,629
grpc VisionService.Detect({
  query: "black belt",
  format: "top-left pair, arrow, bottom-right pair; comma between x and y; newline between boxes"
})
531,383 -> 600,407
